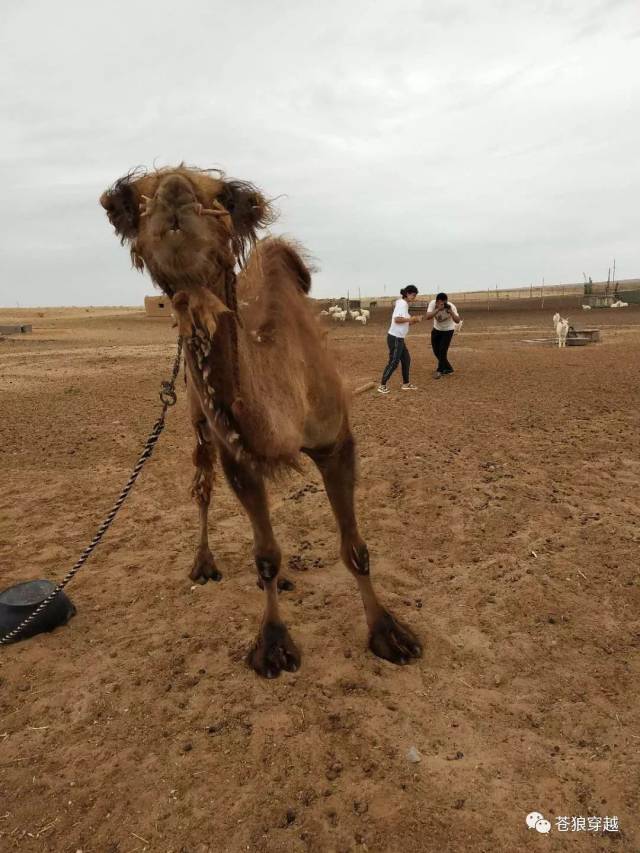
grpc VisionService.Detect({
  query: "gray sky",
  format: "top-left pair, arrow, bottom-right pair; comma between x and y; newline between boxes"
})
1,0 -> 638,306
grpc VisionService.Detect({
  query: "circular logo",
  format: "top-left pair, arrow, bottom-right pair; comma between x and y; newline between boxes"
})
526,812 -> 551,834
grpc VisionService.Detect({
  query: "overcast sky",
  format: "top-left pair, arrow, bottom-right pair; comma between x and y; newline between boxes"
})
1,0 -> 638,306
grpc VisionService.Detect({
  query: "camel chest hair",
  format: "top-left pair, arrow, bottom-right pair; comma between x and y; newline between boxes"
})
185,330 -> 247,458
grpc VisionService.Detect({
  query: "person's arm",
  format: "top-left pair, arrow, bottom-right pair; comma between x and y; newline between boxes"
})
394,315 -> 421,324
449,307 -> 461,323
426,301 -> 439,319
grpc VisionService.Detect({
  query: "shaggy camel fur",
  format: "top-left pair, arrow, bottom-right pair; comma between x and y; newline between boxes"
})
100,165 -> 421,677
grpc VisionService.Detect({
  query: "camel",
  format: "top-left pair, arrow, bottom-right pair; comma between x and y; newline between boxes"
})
100,165 -> 421,678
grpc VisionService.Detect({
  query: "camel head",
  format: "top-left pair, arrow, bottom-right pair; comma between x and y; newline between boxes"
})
99,166 -> 275,293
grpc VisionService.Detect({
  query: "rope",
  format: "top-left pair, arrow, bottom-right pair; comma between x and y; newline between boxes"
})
0,337 -> 183,646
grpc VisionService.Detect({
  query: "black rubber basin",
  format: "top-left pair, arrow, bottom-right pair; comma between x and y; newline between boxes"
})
0,580 -> 76,643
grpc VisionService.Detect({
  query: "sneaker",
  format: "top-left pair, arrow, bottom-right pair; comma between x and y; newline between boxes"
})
433,371 -> 443,380
377,385 -> 390,394
401,383 -> 418,390
441,368 -> 454,375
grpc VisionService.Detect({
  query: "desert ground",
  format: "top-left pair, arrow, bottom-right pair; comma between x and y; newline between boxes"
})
1,300 -> 639,853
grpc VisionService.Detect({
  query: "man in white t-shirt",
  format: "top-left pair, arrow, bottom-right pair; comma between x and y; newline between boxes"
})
426,291 -> 461,379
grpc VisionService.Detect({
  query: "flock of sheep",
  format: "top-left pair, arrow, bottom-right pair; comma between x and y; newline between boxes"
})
582,300 -> 629,310
320,305 -> 371,324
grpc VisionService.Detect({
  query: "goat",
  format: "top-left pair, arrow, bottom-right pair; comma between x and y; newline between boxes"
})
553,312 -> 569,347
582,305 -> 592,310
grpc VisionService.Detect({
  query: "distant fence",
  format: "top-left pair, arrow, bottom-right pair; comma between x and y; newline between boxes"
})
353,279 -> 640,308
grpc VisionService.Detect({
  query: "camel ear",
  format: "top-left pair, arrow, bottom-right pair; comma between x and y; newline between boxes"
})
218,180 -> 275,261
99,171 -> 144,244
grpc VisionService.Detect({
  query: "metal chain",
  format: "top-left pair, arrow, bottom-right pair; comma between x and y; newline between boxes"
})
0,337 -> 183,646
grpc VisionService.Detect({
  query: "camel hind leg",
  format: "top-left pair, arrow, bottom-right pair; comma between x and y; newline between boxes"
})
219,447 -> 300,678
304,433 -> 422,665
189,387 -> 222,583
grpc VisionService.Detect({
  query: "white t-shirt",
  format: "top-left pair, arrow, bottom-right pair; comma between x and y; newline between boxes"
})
388,298 -> 412,338
428,299 -> 458,331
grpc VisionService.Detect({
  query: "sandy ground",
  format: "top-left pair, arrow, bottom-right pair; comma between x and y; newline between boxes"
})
1,302 -> 639,853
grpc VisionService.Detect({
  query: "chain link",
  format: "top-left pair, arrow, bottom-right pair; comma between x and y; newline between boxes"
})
0,337 -> 183,646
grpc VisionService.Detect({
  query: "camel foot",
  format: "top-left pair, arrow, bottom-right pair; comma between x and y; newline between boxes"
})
369,609 -> 422,665
248,621 -> 301,678
189,547 -> 222,584
256,577 -> 295,592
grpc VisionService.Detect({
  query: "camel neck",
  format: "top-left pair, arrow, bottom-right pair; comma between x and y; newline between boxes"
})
211,312 -> 241,405
202,268 -> 243,409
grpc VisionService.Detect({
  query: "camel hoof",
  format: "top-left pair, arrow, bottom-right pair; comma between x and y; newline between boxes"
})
248,621 -> 301,678
369,610 -> 422,665
256,577 -> 295,592
189,548 -> 222,584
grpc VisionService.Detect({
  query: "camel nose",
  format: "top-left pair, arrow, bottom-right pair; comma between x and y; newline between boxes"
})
157,174 -> 196,209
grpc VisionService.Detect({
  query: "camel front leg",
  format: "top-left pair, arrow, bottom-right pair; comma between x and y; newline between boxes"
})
189,387 -> 222,583
219,448 -> 300,678
305,433 -> 422,665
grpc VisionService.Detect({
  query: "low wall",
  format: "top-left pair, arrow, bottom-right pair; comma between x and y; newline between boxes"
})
144,296 -> 173,318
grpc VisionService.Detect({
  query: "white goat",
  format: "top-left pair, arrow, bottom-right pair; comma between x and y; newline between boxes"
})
611,300 -> 628,308
454,319 -> 463,333
332,310 -> 347,322
553,312 -> 569,347
355,314 -> 368,325
359,309 -> 370,320
320,309 -> 330,316
582,304 -> 592,310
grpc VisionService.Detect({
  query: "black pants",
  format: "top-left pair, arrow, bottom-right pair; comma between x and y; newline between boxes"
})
381,334 -> 411,385
431,329 -> 454,373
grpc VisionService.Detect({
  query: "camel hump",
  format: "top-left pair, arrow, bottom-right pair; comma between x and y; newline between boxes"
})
257,237 -> 313,295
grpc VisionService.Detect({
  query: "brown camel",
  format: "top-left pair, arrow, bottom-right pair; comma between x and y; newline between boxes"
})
100,165 -> 421,677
